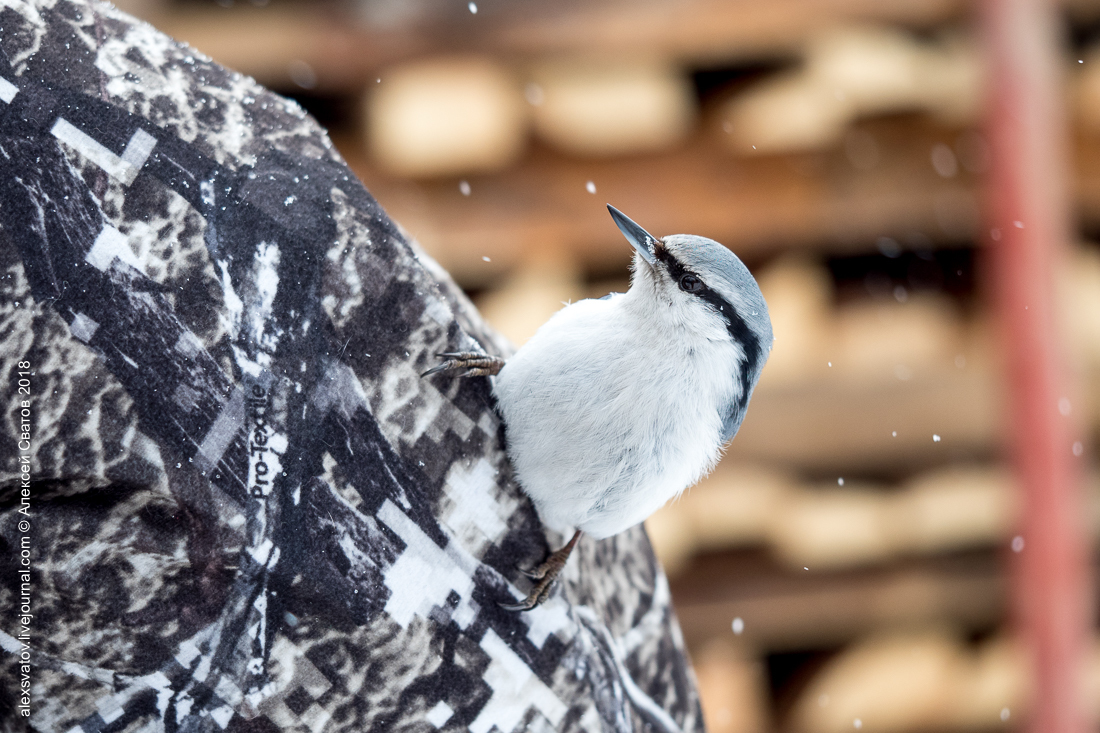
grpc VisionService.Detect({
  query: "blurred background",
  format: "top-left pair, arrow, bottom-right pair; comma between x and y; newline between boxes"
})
112,0 -> 1100,730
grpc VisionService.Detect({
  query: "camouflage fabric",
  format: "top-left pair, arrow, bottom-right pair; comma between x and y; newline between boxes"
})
0,1 -> 703,731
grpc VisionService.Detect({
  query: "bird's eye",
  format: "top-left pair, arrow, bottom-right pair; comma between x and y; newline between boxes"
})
679,274 -> 703,293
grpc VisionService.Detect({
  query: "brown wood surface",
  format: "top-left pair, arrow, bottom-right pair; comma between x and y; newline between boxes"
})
669,549 -> 1006,651
150,0 -> 967,90
340,117 -> 982,286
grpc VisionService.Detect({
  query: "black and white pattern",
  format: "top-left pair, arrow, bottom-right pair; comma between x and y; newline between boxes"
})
0,2 -> 703,731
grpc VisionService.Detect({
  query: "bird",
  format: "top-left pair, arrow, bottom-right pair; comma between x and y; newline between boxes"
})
423,205 -> 773,610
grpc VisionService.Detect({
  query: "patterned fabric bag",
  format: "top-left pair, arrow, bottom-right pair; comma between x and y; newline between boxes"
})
0,2 -> 703,731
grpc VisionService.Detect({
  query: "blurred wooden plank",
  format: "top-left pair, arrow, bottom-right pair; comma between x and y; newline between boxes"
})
146,0 -> 967,90
482,0 -> 967,66
340,117 -> 982,286
670,550 -> 1006,651
728,367 -> 1004,473
340,117 -> 1100,287
1074,130 -> 1100,222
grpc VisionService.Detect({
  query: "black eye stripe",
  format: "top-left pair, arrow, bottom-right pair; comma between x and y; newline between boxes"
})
652,242 -> 762,407
653,243 -> 698,289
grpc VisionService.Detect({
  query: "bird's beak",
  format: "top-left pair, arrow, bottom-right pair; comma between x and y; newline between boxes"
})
607,204 -> 658,266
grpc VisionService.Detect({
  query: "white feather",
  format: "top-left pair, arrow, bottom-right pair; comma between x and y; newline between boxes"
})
493,255 -> 745,538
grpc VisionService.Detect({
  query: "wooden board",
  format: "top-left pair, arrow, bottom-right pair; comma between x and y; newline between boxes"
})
147,0 -> 967,90
670,550 -> 1006,651
341,117 -> 983,286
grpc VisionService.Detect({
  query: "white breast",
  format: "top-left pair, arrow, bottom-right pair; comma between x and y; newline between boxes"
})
493,291 -> 741,539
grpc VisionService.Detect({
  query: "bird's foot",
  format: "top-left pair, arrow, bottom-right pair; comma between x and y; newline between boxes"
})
420,351 -> 505,378
500,530 -> 582,611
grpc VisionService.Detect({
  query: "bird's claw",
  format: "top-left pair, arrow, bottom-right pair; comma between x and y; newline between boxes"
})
499,574 -> 557,611
498,601 -> 531,612
499,530 -> 582,612
521,564 -> 549,580
420,351 -> 504,378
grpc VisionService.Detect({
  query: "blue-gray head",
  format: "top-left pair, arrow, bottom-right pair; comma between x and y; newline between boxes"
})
608,204 -> 773,438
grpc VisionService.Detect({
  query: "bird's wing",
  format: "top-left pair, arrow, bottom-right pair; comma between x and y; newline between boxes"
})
718,375 -> 756,444
719,403 -> 745,444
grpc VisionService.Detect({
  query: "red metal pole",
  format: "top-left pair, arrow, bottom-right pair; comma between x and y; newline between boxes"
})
979,0 -> 1092,731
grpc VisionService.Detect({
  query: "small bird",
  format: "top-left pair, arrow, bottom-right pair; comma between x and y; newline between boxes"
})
424,205 -> 773,609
